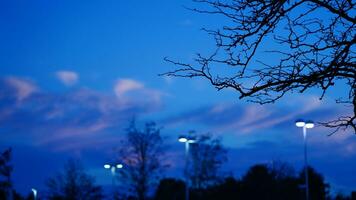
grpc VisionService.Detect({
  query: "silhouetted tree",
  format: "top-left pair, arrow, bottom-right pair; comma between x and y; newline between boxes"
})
117,120 -> 166,200
189,133 -> 227,190
46,159 -> 103,200
239,163 -> 300,200
0,148 -> 13,199
299,167 -> 330,200
164,0 -> 356,133
154,178 -> 185,200
202,177 -> 242,200
334,192 -> 351,200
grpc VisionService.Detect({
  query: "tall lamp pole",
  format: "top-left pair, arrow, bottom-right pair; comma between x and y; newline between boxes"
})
31,188 -> 37,200
296,119 -> 314,200
178,136 -> 196,200
104,163 -> 123,189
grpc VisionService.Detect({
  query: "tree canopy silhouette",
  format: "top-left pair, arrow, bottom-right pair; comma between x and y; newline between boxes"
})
189,133 -> 227,189
164,0 -> 356,133
154,178 -> 185,200
0,148 -> 13,199
117,120 -> 166,200
46,159 -> 103,200
173,162 -> 330,200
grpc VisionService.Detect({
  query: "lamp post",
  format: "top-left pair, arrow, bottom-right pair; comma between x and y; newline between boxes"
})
178,135 -> 196,200
296,119 -> 314,200
104,163 -> 123,188
31,188 -> 37,200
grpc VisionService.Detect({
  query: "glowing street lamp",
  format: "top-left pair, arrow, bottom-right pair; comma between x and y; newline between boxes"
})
104,163 -> 124,187
295,119 -> 314,200
178,135 -> 196,200
31,188 -> 37,200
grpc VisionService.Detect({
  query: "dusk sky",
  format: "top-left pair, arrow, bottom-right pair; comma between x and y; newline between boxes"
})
0,0 -> 355,196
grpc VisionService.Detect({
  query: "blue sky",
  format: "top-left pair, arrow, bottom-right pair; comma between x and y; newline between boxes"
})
0,0 -> 355,196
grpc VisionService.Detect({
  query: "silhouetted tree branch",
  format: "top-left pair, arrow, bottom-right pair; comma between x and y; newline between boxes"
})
189,133 -> 227,190
163,0 -> 356,133
46,159 -> 103,200
0,148 -> 12,199
117,120 -> 166,200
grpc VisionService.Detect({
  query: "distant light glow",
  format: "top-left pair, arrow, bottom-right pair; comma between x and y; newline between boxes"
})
116,164 -> 123,169
295,119 -> 305,127
31,188 -> 37,197
305,121 -> 314,129
178,137 -> 188,143
104,164 -> 111,169
188,139 -> 196,143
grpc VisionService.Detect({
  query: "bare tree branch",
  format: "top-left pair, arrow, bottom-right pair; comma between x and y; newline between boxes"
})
163,0 -> 356,133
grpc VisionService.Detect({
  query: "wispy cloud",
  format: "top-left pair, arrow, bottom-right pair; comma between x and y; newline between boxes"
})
114,78 -> 165,111
162,95 -> 331,136
56,70 -> 79,86
0,76 -> 165,152
114,79 -> 144,97
3,77 -> 37,101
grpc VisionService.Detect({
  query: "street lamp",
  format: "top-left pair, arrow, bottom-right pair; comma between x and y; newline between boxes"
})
178,135 -> 196,200
104,163 -> 124,187
296,119 -> 314,200
31,188 -> 37,200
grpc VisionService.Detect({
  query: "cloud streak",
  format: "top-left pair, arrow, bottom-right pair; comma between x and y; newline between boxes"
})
114,79 -> 144,97
0,76 -> 164,152
3,77 -> 37,101
56,70 -> 79,86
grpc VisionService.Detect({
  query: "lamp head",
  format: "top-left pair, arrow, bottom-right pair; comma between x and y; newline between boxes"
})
305,120 -> 314,129
188,137 -> 196,143
295,119 -> 305,127
31,188 -> 37,197
178,136 -> 188,143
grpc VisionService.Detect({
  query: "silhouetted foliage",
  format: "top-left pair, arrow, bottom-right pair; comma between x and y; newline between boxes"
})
335,192 -> 352,200
172,162 -> 330,200
117,120 -> 166,200
0,148 -> 13,199
189,133 -> 227,190
299,166 -> 330,200
154,178 -> 185,200
240,163 -> 300,200
198,177 -> 242,200
46,159 -> 103,200
164,0 -> 356,133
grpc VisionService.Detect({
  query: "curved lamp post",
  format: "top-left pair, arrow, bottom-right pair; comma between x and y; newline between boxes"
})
178,135 -> 196,200
104,163 -> 123,187
31,188 -> 37,200
296,119 -> 314,200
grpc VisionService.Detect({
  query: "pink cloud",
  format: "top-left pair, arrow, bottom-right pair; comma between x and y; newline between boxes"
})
4,77 -> 37,101
35,119 -> 111,146
113,78 -> 165,111
114,79 -> 144,97
56,70 -> 79,86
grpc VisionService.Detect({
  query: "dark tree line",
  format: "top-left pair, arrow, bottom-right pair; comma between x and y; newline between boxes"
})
163,0 -> 356,134
1,120 -> 355,199
116,120 -> 166,200
45,159 -> 103,200
155,163 -> 335,200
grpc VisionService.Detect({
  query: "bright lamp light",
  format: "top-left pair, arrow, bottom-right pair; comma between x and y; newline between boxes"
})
188,139 -> 196,143
104,164 -> 111,169
31,188 -> 37,196
295,119 -> 305,127
178,136 -> 188,143
116,164 -> 123,169
305,121 -> 314,129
